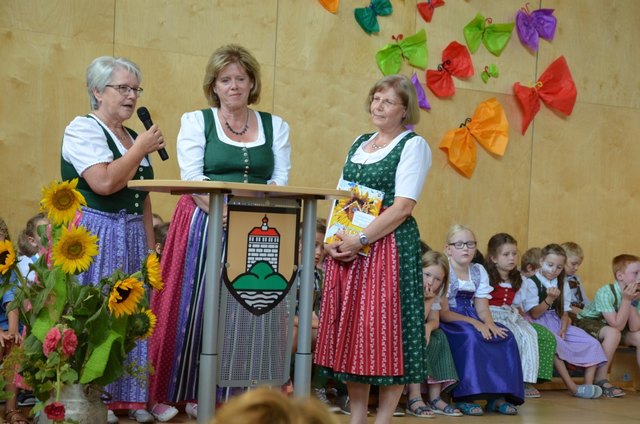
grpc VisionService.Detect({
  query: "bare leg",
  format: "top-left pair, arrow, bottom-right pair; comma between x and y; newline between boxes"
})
553,355 -> 578,394
374,385 -> 404,424
583,365 -> 596,385
346,382 -> 370,424
594,326 -> 621,382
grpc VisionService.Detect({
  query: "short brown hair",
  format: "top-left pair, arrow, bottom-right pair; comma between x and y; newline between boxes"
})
521,247 -> 541,272
612,254 -> 640,278
203,44 -> 261,107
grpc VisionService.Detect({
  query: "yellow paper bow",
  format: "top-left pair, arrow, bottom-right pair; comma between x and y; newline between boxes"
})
439,98 -> 509,178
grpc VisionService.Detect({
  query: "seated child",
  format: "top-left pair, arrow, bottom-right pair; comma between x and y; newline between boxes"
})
439,225 -> 524,416
485,234 -> 556,399
575,254 -> 640,397
521,247 -> 541,279
0,217 -> 29,424
562,242 -> 590,321
520,243 -> 607,399
405,250 -> 461,418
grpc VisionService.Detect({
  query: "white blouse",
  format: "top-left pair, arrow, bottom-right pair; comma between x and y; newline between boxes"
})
62,115 -> 150,176
339,131 -> 432,201
177,108 -> 291,185
521,272 -> 571,313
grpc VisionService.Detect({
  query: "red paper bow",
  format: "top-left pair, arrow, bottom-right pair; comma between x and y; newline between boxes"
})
513,56 -> 577,134
417,0 -> 445,23
426,41 -> 473,97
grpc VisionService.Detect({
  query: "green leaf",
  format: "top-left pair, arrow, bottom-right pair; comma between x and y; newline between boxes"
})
79,330 -> 123,385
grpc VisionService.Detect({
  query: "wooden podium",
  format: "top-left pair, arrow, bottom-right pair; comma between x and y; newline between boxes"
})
128,180 -> 347,423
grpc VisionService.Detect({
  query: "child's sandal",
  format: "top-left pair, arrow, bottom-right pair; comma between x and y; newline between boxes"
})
405,397 -> 435,418
595,379 -> 626,398
429,397 -> 463,417
455,402 -> 484,416
486,399 -> 518,415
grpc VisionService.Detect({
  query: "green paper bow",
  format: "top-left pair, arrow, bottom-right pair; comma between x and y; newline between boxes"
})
481,64 -> 499,83
375,29 -> 428,76
354,0 -> 393,34
464,13 -> 515,56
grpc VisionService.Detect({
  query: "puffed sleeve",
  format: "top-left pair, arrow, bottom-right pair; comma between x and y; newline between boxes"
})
394,135 -> 432,200
61,116 -> 114,176
562,279 -> 572,312
177,111 -> 208,181
521,278 -> 540,312
268,115 -> 291,186
474,264 -> 494,299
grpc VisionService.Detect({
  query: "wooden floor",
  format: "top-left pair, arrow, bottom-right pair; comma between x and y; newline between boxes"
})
4,390 -> 638,423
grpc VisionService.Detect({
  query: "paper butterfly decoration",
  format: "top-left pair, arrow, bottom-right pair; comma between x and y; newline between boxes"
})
354,0 -> 392,34
319,0 -> 339,13
481,64 -> 499,83
439,98 -> 509,178
417,0 -> 445,23
513,56 -> 577,135
464,13 -> 515,56
515,5 -> 556,51
426,41 -> 473,98
376,29 -> 428,76
411,73 -> 431,110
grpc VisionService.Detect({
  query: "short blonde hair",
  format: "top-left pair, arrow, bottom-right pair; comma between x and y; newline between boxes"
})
521,247 -> 541,272
561,241 -> 584,260
367,74 -> 420,125
212,387 -> 339,424
445,224 -> 476,245
203,44 -> 261,107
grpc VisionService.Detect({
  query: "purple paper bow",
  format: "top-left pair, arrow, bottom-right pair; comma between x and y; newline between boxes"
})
516,7 -> 557,51
411,73 -> 431,110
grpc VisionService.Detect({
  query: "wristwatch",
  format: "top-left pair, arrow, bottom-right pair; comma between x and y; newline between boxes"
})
358,232 -> 370,246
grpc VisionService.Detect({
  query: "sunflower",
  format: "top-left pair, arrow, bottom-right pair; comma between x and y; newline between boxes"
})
40,179 -> 87,225
142,253 -> 164,291
0,240 -> 17,275
52,226 -> 98,274
108,277 -> 145,318
129,308 -> 157,339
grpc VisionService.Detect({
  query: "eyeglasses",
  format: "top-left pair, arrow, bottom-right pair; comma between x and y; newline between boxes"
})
105,84 -> 143,97
448,241 -> 477,249
371,95 -> 400,107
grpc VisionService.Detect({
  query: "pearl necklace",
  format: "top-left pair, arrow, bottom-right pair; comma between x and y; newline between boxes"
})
225,110 -> 250,136
370,139 -> 390,150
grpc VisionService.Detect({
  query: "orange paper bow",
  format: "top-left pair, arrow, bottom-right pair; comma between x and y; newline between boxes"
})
439,98 -> 509,178
319,0 -> 339,13
513,56 -> 577,134
426,41 -> 474,97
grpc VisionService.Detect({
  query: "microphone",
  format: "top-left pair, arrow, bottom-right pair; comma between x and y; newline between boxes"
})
137,107 -> 169,161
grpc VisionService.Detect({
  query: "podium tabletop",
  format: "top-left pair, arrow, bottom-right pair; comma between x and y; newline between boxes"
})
128,179 -> 349,200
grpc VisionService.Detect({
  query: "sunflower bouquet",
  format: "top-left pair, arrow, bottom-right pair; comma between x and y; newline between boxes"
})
0,179 -> 162,420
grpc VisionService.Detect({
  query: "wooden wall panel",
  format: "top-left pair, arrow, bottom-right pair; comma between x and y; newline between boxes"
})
0,0 -> 114,43
1,0 -> 639,295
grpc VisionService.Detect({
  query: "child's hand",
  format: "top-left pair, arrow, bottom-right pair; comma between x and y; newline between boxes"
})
425,328 -> 432,346
546,286 -> 561,301
471,321 -> 494,340
559,314 -> 571,339
0,331 -> 17,348
622,282 -> 638,301
486,323 -> 509,339
423,283 -> 436,300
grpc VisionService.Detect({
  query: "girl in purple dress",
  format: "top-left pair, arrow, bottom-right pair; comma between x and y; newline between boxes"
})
439,225 -> 524,416
520,243 -> 607,399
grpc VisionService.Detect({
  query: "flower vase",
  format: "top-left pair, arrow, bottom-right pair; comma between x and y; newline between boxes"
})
40,384 -> 107,424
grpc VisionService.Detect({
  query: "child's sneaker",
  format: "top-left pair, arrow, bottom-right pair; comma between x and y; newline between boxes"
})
314,387 -> 340,413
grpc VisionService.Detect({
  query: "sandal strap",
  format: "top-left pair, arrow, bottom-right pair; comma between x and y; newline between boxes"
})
407,396 -> 425,408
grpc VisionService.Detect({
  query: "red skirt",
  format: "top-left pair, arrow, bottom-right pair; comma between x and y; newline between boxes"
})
314,233 -> 403,377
